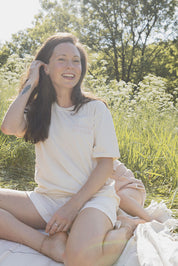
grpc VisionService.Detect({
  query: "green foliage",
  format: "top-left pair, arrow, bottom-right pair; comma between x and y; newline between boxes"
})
0,0 -> 177,94
87,39 -> 178,102
0,53 -> 33,84
81,0 -> 177,82
0,132 -> 35,179
1,58 -> 177,202
0,44 -> 11,67
144,40 -> 178,99
85,74 -> 177,199
0,74 -> 35,190
2,0 -> 82,58
0,0 -> 177,206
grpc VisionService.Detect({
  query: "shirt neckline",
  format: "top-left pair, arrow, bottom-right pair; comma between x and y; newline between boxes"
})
54,102 -> 75,111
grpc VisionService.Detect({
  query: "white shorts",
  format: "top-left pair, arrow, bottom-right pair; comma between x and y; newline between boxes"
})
27,187 -> 119,227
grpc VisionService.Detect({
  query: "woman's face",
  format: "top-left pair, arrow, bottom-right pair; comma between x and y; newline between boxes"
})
45,42 -> 82,94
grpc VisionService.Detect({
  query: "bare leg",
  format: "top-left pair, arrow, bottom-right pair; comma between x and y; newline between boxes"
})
0,189 -> 67,262
102,214 -> 144,265
64,208 -> 139,266
118,188 -> 153,222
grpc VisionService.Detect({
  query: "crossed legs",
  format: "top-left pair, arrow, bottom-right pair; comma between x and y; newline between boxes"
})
0,189 -> 140,265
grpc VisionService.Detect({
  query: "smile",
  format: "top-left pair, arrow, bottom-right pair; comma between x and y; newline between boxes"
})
62,73 -> 75,78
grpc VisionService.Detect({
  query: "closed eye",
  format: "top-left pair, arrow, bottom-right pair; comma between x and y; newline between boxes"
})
73,59 -> 80,63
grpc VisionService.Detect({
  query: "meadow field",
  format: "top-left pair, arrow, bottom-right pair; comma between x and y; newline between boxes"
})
0,60 -> 177,217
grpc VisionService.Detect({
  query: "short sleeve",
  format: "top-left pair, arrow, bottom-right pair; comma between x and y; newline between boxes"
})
92,101 -> 120,159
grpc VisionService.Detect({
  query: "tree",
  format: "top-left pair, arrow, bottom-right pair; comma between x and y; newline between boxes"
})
1,0 -> 81,59
81,0 -> 177,83
144,39 -> 178,100
0,0 -> 177,93
0,44 -> 11,67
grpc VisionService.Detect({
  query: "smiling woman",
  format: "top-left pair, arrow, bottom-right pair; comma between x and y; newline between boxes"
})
0,0 -> 41,43
1,31 -> 178,266
43,42 -> 82,99
0,32 -> 137,266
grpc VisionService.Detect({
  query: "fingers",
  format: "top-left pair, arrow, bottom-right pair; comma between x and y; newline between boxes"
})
50,222 -> 61,235
30,60 -> 45,68
29,60 -> 45,74
26,60 -> 46,88
46,220 -> 69,236
56,223 -> 70,233
45,219 -> 54,233
56,223 -> 66,233
45,221 -> 57,235
62,223 -> 70,232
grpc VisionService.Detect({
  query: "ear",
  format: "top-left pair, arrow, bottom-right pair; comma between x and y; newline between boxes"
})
44,64 -> 49,75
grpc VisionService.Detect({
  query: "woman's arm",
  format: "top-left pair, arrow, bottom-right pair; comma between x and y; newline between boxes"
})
1,61 -> 44,137
71,157 -> 113,209
46,157 -> 113,235
1,80 -> 34,137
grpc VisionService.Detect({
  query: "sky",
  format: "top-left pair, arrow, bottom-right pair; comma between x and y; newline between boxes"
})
0,0 -> 177,44
0,0 -> 41,43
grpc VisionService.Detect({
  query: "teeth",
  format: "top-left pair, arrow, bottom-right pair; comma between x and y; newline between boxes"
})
62,74 -> 75,78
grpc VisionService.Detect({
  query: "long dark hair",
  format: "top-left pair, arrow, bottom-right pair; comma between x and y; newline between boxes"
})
21,33 -> 95,143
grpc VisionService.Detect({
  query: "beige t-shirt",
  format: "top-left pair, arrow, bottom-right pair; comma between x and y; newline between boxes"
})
34,100 -> 120,197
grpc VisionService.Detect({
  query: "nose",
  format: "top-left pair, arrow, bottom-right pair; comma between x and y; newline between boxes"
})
66,60 -> 74,68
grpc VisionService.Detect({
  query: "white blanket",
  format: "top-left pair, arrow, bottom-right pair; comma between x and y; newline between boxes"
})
0,201 -> 177,266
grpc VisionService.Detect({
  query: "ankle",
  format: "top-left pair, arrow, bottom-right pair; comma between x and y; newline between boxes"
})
39,235 -> 49,254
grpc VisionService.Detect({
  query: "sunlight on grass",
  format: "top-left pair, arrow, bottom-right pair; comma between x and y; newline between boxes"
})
0,65 -> 177,217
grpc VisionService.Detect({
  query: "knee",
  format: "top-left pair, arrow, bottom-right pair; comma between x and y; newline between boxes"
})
117,190 -> 126,203
118,189 -> 134,201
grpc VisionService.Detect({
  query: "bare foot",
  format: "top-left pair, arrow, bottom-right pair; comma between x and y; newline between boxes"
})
40,232 -> 67,262
116,215 -> 146,236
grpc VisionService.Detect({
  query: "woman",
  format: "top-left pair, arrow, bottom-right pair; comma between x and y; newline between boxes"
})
1,33 -> 142,266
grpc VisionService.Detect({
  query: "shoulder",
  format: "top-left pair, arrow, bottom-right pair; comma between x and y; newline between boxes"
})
85,100 -> 108,113
82,100 -> 112,125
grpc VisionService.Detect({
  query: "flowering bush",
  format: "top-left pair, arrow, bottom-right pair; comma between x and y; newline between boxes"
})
85,74 -> 177,196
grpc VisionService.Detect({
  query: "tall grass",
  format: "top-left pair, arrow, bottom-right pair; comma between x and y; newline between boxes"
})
0,57 -> 35,190
0,57 -> 177,212
86,74 -> 177,209
113,109 -> 177,195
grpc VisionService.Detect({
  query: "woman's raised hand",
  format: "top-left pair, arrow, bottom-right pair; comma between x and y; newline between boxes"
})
26,60 -> 46,89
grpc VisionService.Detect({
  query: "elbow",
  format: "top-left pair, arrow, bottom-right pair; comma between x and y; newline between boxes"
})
1,123 -> 25,137
1,119 -> 14,135
1,118 -> 12,135
1,123 -> 10,135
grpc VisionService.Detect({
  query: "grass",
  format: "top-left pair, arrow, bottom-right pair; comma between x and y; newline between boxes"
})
113,109 -> 177,193
0,76 -> 177,219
